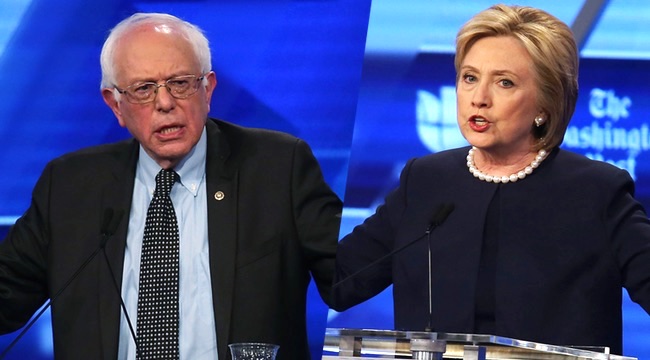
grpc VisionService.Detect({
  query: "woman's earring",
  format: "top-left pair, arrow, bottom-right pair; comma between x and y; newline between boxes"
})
534,116 -> 545,127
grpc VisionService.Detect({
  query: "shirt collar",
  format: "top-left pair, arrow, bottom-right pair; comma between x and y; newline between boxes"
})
138,126 -> 207,197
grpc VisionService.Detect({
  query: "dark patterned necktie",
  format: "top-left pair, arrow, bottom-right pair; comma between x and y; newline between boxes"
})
136,169 -> 180,360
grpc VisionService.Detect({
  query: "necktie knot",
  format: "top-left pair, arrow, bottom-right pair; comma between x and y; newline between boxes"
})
155,169 -> 178,197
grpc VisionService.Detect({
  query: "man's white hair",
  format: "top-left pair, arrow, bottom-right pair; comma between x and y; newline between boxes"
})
99,13 -> 212,90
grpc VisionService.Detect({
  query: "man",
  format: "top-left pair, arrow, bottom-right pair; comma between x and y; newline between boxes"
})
0,13 -> 341,360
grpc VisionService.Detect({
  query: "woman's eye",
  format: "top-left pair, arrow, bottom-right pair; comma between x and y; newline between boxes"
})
463,74 -> 477,82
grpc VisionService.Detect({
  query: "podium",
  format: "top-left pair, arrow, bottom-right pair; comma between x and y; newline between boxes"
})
322,328 -> 637,360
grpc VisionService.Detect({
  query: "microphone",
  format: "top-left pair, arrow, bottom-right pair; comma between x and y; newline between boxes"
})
99,213 -> 141,358
333,203 -> 455,290
425,203 -> 454,331
101,208 -> 124,246
0,208 -> 124,359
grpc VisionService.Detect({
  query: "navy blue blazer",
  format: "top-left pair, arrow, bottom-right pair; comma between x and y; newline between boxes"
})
0,118 -> 342,360
333,146 -> 650,355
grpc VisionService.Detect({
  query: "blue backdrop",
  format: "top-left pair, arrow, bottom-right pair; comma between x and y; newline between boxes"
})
0,0 -> 370,358
328,1 -> 650,359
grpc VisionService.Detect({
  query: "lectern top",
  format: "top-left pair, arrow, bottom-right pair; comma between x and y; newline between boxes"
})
323,328 -> 638,360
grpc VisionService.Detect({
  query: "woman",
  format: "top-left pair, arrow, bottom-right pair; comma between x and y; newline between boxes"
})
331,4 -> 650,355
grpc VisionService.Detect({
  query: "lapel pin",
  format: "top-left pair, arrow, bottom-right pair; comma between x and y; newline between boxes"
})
214,191 -> 225,201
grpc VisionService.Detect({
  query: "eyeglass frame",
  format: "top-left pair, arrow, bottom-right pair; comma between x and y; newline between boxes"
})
113,73 -> 208,104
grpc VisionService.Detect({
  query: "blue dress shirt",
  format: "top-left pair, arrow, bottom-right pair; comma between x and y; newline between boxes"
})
117,128 -> 217,359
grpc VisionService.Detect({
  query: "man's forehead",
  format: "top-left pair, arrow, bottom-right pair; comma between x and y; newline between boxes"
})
152,23 -> 174,35
120,21 -> 182,41
112,28 -> 200,84
115,25 -> 191,57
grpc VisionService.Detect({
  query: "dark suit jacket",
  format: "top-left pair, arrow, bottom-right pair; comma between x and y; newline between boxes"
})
332,146 -> 650,355
0,118 -> 342,359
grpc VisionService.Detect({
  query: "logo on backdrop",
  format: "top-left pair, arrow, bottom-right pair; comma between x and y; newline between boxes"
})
416,86 -> 646,180
564,88 -> 647,179
415,86 -> 468,152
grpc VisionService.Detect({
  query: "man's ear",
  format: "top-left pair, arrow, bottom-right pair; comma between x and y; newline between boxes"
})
203,71 -> 217,109
101,88 -> 126,127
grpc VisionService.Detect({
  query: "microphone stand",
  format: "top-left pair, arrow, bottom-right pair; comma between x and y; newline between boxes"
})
425,225 -> 434,332
0,209 -> 135,359
0,240 -> 106,359
101,247 -> 141,358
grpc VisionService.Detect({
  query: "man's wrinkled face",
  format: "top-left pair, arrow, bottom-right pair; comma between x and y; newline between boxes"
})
102,24 -> 216,169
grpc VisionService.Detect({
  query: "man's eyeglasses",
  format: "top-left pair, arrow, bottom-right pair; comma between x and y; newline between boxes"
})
114,74 -> 206,104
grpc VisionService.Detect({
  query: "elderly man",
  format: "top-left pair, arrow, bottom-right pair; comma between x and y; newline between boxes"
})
0,13 -> 341,360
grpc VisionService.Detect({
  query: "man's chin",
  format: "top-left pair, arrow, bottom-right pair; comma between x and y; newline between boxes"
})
149,148 -> 190,169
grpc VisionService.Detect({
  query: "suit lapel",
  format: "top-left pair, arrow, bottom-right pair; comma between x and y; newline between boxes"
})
97,141 -> 139,359
92,121 -> 237,358
205,120 -> 239,360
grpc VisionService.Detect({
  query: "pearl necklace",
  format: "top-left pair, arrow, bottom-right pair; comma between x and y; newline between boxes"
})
466,146 -> 548,183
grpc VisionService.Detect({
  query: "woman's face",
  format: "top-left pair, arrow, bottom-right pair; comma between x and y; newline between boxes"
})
456,35 -> 541,157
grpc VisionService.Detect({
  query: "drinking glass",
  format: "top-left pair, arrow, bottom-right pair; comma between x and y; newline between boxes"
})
228,342 -> 279,360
